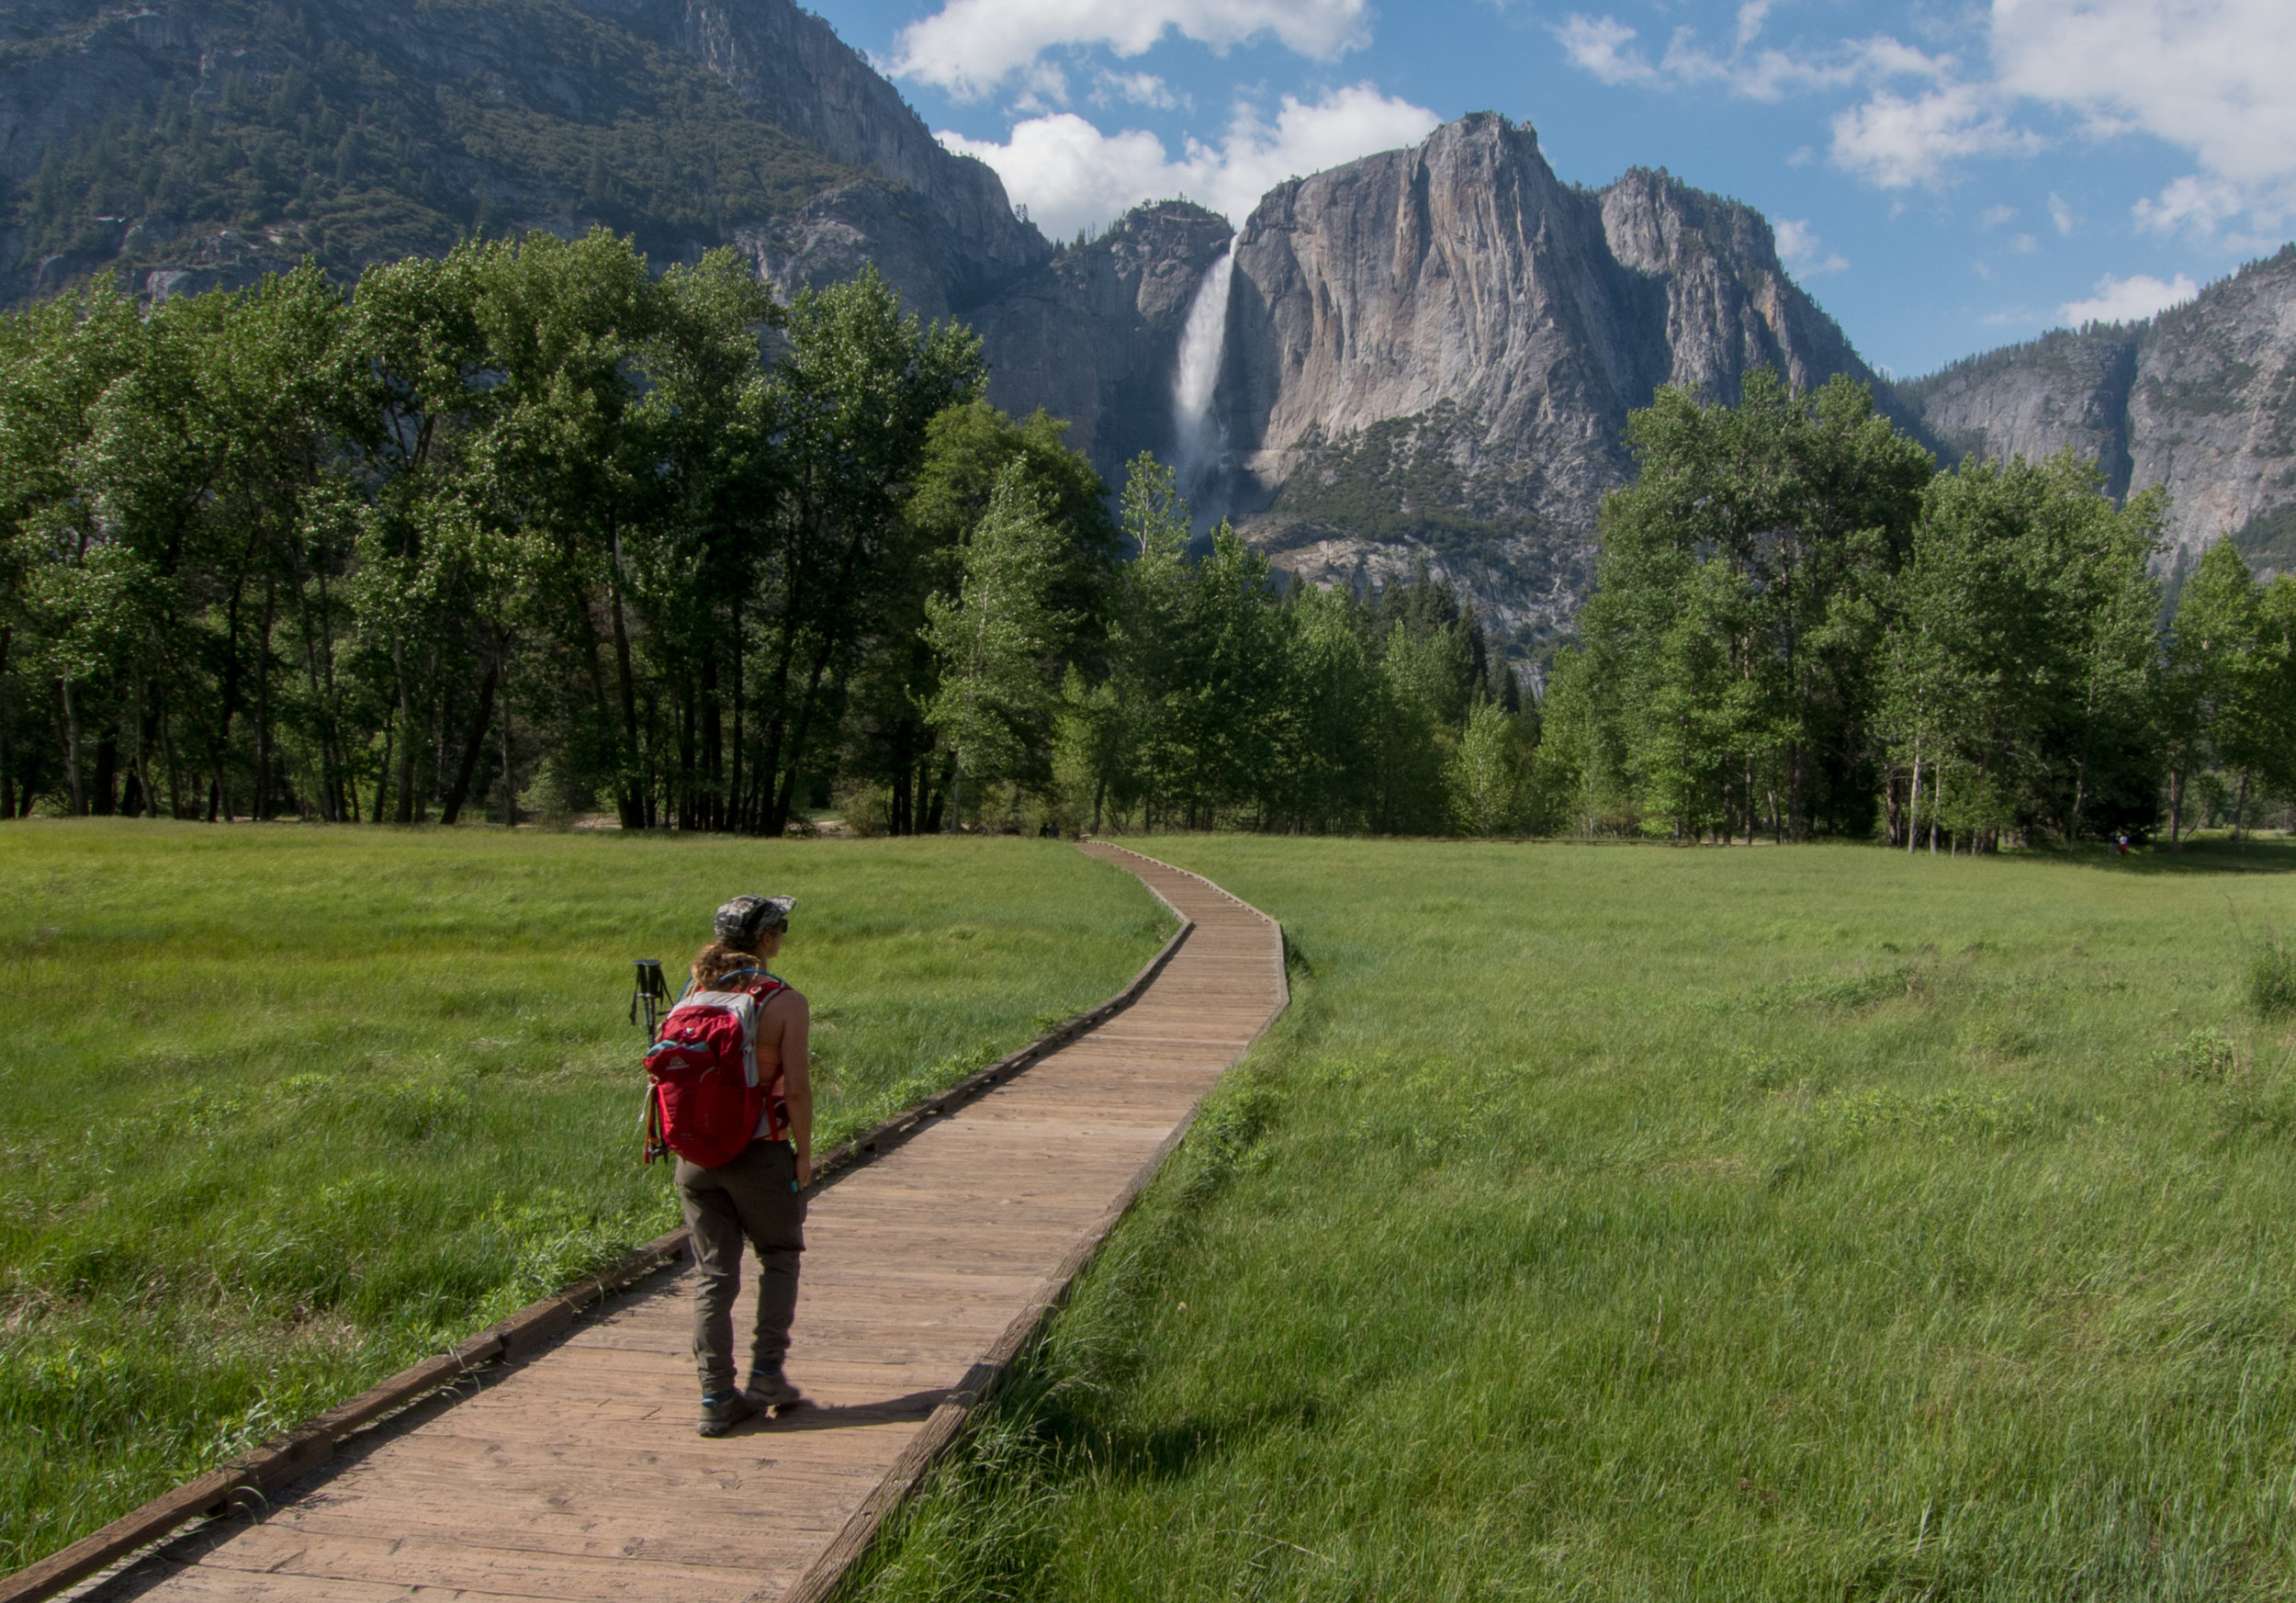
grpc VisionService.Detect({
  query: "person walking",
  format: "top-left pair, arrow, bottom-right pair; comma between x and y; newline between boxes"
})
674,893 -> 814,1437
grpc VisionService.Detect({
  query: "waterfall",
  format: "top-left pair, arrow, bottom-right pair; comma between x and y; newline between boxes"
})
1171,247 -> 1234,517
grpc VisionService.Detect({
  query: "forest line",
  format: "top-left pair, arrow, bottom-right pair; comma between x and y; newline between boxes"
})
1,232 -> 2288,843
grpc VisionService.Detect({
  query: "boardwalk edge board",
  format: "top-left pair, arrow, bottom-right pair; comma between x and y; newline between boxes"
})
770,843 -> 1289,1603
1,889 -> 1200,1603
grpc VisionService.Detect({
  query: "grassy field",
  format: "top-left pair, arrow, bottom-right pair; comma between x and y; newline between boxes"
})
0,822 -> 1168,1574
858,835 -> 2296,1601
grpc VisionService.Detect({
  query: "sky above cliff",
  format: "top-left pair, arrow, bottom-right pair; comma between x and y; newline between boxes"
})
809,0 -> 2290,379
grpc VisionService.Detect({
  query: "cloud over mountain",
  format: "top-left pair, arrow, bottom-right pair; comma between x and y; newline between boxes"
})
893,0 -> 1369,101
936,85 -> 1438,239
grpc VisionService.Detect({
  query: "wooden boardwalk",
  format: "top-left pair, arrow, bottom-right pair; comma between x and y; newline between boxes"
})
79,845 -> 1282,1603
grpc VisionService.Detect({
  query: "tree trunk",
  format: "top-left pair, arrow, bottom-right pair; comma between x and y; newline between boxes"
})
677,677 -> 697,830
129,682 -> 153,818
253,578 -> 276,819
608,536 -> 645,830
372,705 -> 393,825
94,733 -> 117,816
755,616 -> 803,835
2168,766 -> 2184,851
767,633 -> 844,834
891,720 -> 914,836
729,604 -> 745,836
393,653 -> 418,824
299,570 -> 343,821
0,628 -> 11,819
921,751 -> 951,833
60,679 -> 85,816
436,649 -> 501,826
703,649 -> 723,831
212,547 -> 253,823
1906,748 -> 1923,856
156,685 -> 183,818
499,632 -> 517,829
2234,772 -> 2251,852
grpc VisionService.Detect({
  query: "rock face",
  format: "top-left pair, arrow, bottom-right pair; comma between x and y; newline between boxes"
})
52,12 -> 2296,638
1117,114 -> 1887,636
619,0 -> 1043,308
1898,246 -> 2296,579
971,202 -> 1234,475
0,0 -> 1050,313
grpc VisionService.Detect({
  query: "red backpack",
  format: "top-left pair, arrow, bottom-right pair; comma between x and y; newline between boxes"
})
642,970 -> 788,1168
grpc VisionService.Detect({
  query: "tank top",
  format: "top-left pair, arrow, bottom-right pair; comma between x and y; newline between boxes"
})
743,976 -> 792,1142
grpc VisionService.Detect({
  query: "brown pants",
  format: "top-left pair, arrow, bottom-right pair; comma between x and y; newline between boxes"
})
674,1139 -> 805,1395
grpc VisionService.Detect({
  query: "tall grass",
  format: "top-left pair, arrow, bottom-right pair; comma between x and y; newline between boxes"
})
858,835 -> 2296,1600
0,821 -> 1166,1573
2249,928 -> 2296,1020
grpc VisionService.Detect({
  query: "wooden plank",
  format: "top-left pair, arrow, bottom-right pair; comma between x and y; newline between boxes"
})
186,1526 -> 766,1601
44,845 -> 1282,1603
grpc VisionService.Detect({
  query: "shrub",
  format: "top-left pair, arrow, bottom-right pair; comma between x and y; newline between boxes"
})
2250,931 -> 2296,1019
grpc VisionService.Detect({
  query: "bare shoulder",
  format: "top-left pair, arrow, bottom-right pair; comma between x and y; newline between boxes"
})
761,981 -> 808,1019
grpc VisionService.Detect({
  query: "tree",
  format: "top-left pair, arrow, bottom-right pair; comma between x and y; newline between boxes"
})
1447,698 -> 1529,837
922,466 -> 1071,822
1883,450 -> 2161,851
758,266 -> 984,834
874,400 -> 1114,834
2169,538 -> 2294,848
1582,370 -> 1933,841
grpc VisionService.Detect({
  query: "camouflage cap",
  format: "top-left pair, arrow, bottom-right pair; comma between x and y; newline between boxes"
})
715,894 -> 795,944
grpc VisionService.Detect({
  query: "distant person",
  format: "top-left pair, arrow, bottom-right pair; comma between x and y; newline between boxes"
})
2116,832 -> 2132,858
667,894 -> 814,1437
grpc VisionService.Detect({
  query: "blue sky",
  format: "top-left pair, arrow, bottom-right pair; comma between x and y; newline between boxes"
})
807,0 -> 2294,379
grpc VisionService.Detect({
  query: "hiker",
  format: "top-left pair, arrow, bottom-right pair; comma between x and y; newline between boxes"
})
673,894 -> 815,1437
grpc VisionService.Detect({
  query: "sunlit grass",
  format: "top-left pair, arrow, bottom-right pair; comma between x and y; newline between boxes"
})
860,833 -> 2296,1600
0,820 -> 1166,1572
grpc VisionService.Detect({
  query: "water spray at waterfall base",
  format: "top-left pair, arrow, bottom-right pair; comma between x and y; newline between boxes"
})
1171,247 -> 1234,527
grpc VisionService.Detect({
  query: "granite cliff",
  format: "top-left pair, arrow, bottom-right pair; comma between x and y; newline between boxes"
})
1208,115 -> 1888,638
971,200 -> 1235,472
25,5 -> 2289,641
957,116 -> 1892,641
0,0 -> 1050,312
1898,246 -> 2296,581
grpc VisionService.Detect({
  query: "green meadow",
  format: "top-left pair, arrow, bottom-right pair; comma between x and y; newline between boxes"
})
0,822 -> 1168,1573
859,836 -> 2296,1601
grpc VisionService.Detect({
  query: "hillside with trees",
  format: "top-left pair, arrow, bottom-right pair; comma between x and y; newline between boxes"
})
2,241 -> 2290,845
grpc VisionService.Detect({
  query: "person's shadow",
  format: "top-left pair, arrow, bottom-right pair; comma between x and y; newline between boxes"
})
735,1386 -> 953,1432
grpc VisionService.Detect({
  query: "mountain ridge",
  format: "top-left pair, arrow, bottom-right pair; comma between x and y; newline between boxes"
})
7,0 -> 2292,638
1895,244 -> 2296,579
0,0 -> 1051,311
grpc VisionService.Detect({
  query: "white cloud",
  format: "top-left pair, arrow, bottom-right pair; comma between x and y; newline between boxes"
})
1979,204 -> 2017,230
938,84 -> 1440,239
1558,0 -> 2296,234
2010,231 -> 2039,253
1555,15 -> 1658,86
895,0 -> 1368,101
2059,271 -> 2200,325
1829,85 -> 2044,189
1773,217 -> 1848,276
2047,191 -> 2077,235
1554,13 -> 1944,103
1095,71 -> 1179,109
1988,0 -> 2296,241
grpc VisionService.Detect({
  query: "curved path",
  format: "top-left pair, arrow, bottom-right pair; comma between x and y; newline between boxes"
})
81,845 -> 1282,1603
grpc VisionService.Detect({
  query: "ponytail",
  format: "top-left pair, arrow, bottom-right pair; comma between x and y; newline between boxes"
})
690,940 -> 761,989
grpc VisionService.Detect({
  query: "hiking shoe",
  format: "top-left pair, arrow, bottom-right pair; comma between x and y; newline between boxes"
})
696,1391 -> 758,1438
744,1370 -> 805,1414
